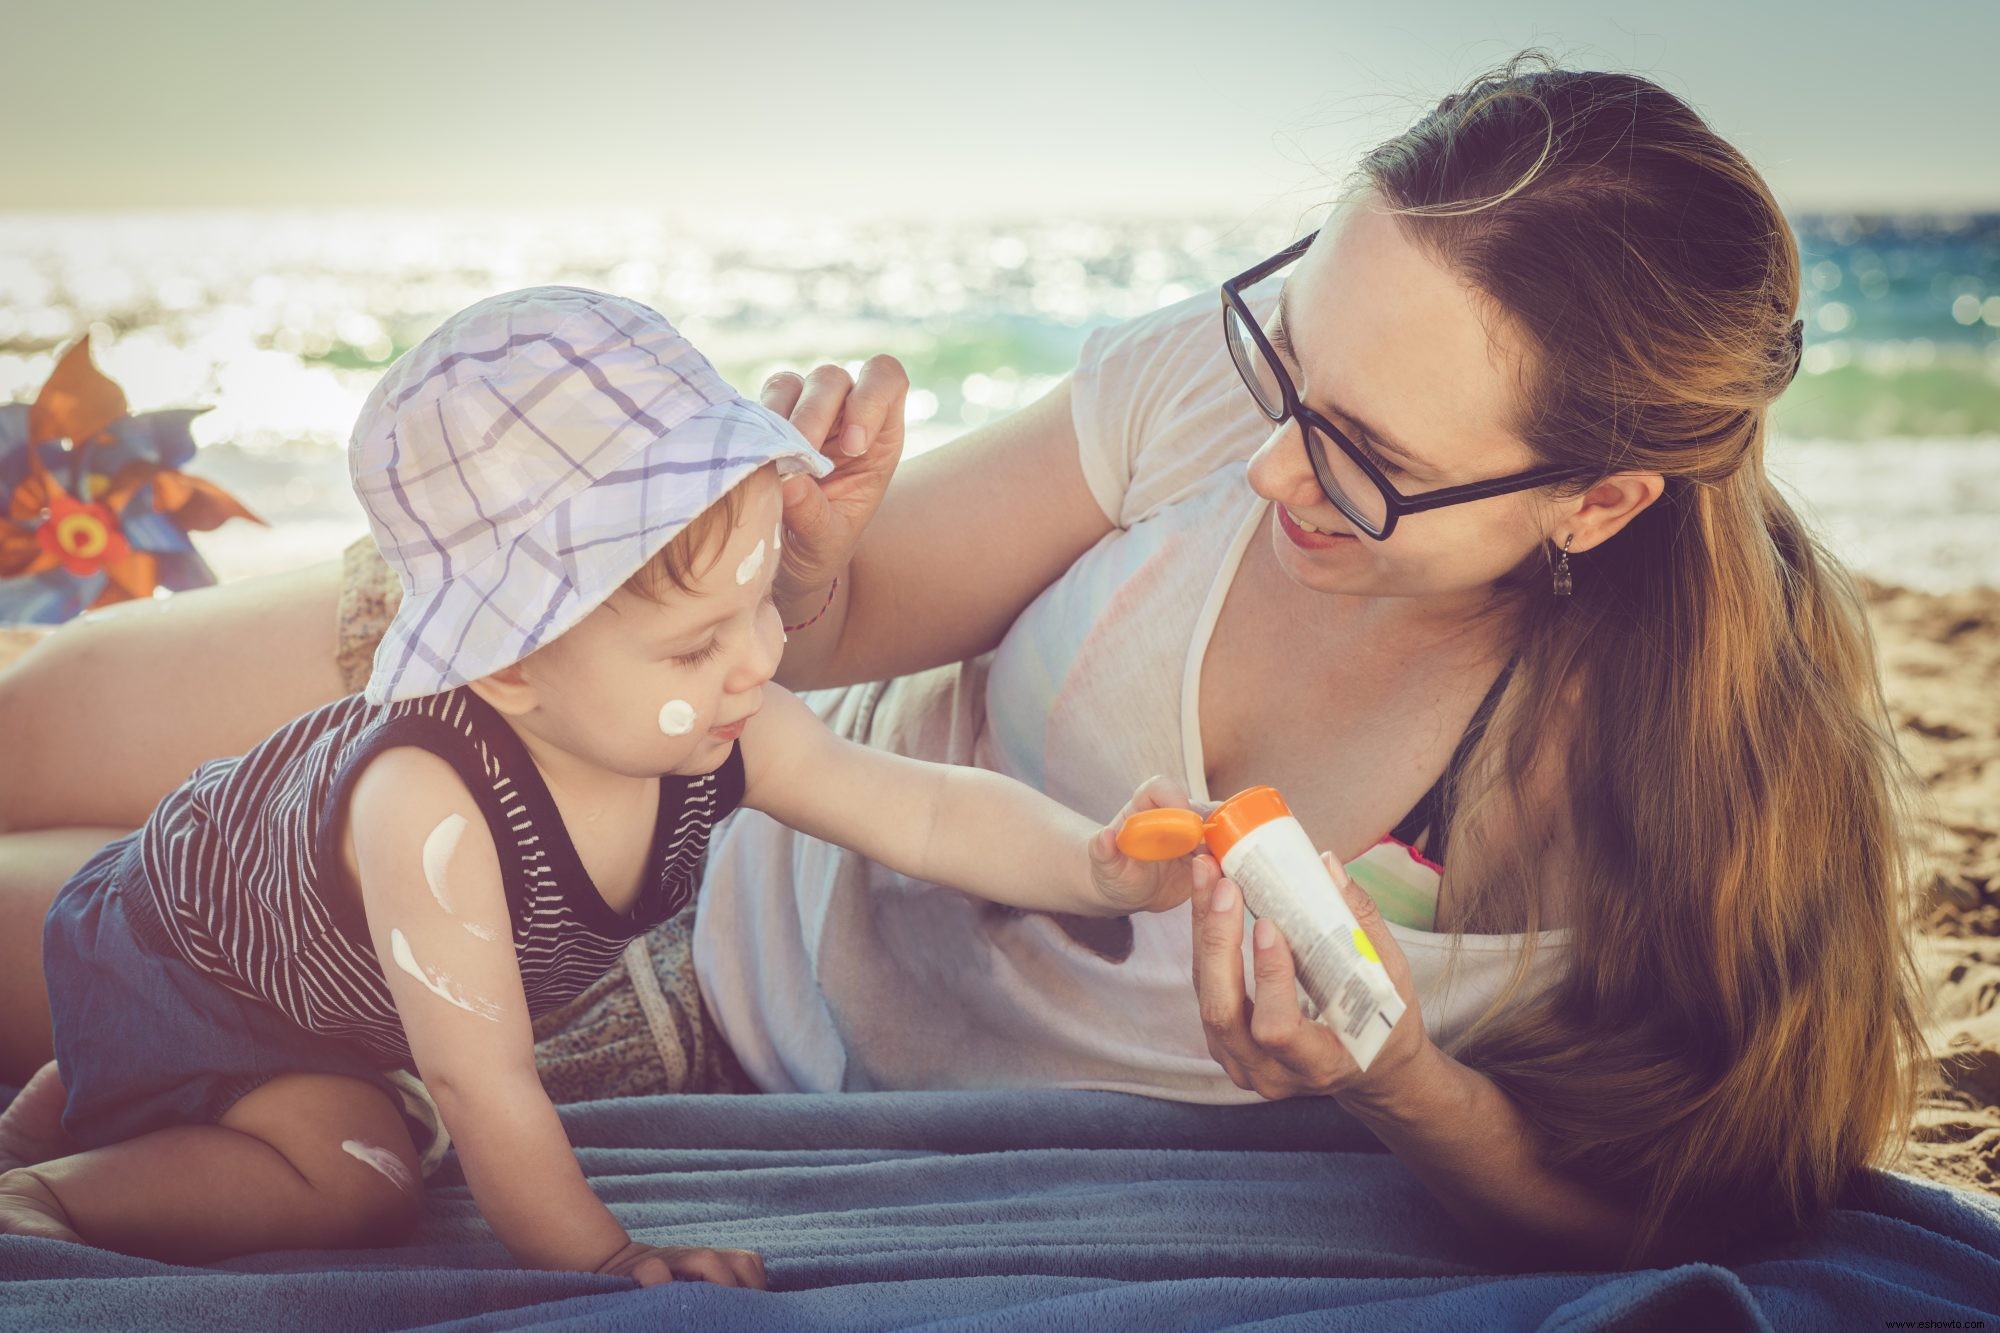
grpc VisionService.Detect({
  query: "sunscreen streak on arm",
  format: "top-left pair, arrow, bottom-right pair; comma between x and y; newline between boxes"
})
422,813 -> 467,913
389,927 -> 503,1022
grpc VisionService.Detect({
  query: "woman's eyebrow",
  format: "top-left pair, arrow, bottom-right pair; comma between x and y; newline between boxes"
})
1275,282 -> 1432,472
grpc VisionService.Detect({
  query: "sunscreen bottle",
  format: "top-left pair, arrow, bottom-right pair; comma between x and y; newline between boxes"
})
1117,787 -> 1407,1069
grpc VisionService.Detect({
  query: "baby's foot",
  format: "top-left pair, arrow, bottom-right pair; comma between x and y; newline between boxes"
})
0,1062 -> 75,1172
0,1169 -> 82,1244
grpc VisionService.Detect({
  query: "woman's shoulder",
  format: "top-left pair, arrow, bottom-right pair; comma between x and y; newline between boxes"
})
1072,277 -> 1282,528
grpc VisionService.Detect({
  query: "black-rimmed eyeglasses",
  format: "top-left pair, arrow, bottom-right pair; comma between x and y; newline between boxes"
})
1221,232 -> 1589,540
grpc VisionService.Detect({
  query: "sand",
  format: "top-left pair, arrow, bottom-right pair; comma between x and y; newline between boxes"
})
1867,580 -> 2000,1196
2,582 -> 1998,1199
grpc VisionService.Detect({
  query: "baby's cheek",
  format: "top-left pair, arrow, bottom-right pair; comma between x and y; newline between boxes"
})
656,697 -> 698,736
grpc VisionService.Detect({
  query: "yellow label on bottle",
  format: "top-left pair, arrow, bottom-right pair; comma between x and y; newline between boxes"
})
1352,927 -> 1379,965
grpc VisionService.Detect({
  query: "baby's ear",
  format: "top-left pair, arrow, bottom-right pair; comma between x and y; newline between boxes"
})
466,658 -> 538,718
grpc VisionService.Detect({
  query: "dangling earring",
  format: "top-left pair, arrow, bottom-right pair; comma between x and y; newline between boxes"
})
1552,534 -> 1574,597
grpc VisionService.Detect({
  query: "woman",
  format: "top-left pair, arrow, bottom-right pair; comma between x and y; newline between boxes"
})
0,52 -> 1927,1268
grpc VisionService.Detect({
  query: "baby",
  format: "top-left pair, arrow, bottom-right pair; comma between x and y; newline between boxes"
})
0,288 -> 1194,1287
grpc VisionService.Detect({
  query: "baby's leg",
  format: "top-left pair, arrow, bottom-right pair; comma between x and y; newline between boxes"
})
0,1071 -> 422,1263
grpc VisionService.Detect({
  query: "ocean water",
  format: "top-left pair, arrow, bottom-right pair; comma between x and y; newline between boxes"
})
1,209 -> 1994,590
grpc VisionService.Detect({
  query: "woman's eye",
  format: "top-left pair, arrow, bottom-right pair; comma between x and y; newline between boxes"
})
1362,443 -> 1404,477
672,641 -> 723,668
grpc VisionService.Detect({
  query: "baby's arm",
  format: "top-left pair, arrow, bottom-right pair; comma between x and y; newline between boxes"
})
347,748 -> 759,1287
738,686 -> 1192,916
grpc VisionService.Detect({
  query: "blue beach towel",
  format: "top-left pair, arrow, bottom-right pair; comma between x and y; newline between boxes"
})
1,1084 -> 1996,1330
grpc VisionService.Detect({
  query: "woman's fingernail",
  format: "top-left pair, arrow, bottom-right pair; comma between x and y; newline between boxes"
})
841,424 -> 867,455
1254,919 -> 1275,950
1210,880 -> 1236,914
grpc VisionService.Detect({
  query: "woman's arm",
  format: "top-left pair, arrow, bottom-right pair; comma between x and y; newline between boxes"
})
1188,855 -> 1681,1270
768,375 -> 1116,691
0,559 -> 350,834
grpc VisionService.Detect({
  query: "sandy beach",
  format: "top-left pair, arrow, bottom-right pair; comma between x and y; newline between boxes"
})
1869,579 -> 2000,1196
2,579 -> 1998,1199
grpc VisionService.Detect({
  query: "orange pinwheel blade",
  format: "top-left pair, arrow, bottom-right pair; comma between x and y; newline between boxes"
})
0,525 -> 59,578
95,549 -> 159,604
162,474 -> 265,530
8,470 -> 69,524
147,468 -> 191,512
29,335 -> 129,448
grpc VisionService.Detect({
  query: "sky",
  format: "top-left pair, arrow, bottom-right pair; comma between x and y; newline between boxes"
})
7,0 -> 1996,218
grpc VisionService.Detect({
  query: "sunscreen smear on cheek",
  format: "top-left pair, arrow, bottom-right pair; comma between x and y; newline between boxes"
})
658,699 -> 696,736
1204,787 -> 1406,1068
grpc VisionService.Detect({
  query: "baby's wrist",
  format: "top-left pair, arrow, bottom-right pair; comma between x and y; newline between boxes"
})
589,1235 -> 645,1275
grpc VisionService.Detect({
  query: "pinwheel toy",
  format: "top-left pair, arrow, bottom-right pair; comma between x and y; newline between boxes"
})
0,336 -> 263,623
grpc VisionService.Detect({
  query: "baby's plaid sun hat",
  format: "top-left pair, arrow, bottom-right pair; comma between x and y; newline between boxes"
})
349,285 -> 833,704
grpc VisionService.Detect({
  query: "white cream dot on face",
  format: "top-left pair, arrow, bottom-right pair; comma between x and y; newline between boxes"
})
341,1139 -> 415,1193
772,519 -> 782,553
658,699 -> 696,736
461,920 -> 499,942
388,927 -> 502,1022
735,538 -> 766,586
421,813 -> 466,914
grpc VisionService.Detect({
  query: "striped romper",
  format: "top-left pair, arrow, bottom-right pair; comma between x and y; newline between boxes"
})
40,685 -> 743,1176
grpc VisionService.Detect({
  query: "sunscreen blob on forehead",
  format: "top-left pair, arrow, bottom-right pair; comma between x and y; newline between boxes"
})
735,538 -> 766,586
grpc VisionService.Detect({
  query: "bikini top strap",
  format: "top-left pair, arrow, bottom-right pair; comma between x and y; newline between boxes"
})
1386,657 -> 1516,863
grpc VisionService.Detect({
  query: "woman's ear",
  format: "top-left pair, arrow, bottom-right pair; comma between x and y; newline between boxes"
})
1561,472 -> 1666,553
466,657 -> 540,718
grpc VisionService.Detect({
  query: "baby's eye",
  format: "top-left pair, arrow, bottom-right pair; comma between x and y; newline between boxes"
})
671,640 -> 723,668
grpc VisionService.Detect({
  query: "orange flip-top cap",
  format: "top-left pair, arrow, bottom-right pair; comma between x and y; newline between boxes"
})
1114,808 -> 1206,860
1201,786 -> 1292,861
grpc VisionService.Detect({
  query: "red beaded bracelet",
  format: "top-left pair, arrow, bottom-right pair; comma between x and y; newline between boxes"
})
783,577 -> 840,632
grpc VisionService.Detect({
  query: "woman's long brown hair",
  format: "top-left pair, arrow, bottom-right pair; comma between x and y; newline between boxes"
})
1351,50 -> 1931,1261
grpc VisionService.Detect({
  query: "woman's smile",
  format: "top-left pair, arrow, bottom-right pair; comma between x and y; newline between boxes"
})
1275,503 -> 1358,551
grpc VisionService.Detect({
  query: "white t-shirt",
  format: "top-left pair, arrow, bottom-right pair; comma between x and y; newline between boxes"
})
693,279 -> 1571,1100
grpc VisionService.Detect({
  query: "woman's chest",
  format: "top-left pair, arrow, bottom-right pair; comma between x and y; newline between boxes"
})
1197,597 -> 1475,862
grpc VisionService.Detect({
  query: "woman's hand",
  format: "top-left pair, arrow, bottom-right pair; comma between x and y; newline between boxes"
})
758,357 -> 909,605
1086,776 -> 1201,916
1190,850 -> 1437,1103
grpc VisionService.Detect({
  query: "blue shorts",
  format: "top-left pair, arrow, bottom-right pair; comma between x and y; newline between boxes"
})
42,832 -> 445,1170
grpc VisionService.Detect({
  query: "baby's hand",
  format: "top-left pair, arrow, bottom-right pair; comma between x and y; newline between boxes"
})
1087,776 -> 1201,915
595,1238 -> 768,1289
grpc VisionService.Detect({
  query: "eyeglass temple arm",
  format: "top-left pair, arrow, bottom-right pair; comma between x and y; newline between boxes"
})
1395,466 -> 1591,514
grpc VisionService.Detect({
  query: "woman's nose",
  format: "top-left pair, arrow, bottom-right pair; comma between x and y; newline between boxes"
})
1246,421 -> 1322,506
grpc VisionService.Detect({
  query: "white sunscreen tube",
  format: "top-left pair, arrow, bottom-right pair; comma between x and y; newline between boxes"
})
1207,787 -> 1407,1069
